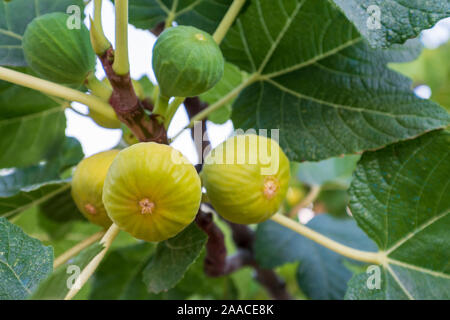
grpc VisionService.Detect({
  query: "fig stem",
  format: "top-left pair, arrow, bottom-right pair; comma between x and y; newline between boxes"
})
153,93 -> 170,120
85,74 -> 112,101
0,66 -> 117,120
164,97 -> 185,129
213,0 -> 247,44
64,224 -> 121,300
89,0 -> 111,55
112,0 -> 130,75
271,213 -> 384,264
53,231 -> 106,269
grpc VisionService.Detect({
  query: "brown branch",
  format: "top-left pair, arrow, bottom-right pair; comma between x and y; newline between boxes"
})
98,48 -> 167,144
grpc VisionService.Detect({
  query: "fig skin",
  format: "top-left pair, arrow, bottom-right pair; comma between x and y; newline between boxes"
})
102,143 -> 202,242
22,13 -> 96,86
202,134 -> 290,224
71,150 -> 120,228
152,26 -> 224,98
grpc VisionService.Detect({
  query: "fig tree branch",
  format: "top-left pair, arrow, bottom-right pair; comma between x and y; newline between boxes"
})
213,0 -> 247,44
53,230 -> 105,269
271,213 -> 384,264
0,66 -> 116,120
64,224 -> 120,300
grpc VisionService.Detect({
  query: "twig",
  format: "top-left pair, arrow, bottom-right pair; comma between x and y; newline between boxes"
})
53,231 -> 105,268
64,224 -> 120,300
213,0 -> 247,44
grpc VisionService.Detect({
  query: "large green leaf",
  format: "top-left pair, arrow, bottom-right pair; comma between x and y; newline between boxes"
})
225,0 -> 449,161
332,0 -> 450,48
0,137 -> 83,219
128,0 -> 232,33
347,130 -> 450,299
255,215 -> 376,300
0,0 -> 85,66
0,81 -> 66,169
0,217 -> 53,300
142,222 -> 207,294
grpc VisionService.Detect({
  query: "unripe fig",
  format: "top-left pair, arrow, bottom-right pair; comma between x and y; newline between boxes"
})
152,26 -> 224,98
23,13 -> 96,86
202,134 -> 290,224
102,143 -> 202,242
71,150 -> 119,228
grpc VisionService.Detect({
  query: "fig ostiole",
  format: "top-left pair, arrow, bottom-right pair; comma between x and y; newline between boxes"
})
102,143 -> 202,242
71,150 -> 120,229
202,134 -> 290,224
22,12 -> 96,86
152,26 -> 224,98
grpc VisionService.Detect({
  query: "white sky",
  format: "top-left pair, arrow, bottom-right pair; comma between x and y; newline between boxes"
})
65,2 -> 450,163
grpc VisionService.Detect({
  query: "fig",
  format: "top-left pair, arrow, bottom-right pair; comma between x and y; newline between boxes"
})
202,134 -> 290,224
22,12 -> 96,86
71,150 -> 120,228
102,143 -> 202,242
152,26 -> 224,98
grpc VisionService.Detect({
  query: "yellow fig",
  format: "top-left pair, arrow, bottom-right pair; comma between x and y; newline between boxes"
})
102,143 -> 202,242
202,134 -> 290,224
71,150 -> 119,228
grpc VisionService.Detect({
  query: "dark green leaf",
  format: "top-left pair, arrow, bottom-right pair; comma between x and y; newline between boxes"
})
143,223 -> 207,294
30,242 -> 104,300
254,215 -> 376,299
347,130 -> 450,299
225,0 -> 449,161
0,217 -> 53,300
128,0 -> 232,34
0,0 -> 85,66
332,0 -> 450,48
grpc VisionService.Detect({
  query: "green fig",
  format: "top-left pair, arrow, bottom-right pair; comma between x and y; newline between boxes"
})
152,26 -> 224,98
202,134 -> 290,224
71,150 -> 119,228
103,143 -> 202,242
22,12 -> 96,86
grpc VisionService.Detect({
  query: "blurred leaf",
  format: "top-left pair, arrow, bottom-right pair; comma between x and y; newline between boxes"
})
0,217 -> 53,300
0,81 -> 66,169
90,243 -> 159,300
297,155 -> 360,187
200,63 -> 244,124
254,215 -> 376,299
127,0 -> 232,34
390,41 -> 450,110
332,0 -> 450,48
31,242 -> 104,300
0,137 -> 83,219
143,223 -> 207,294
0,0 -> 85,66
347,130 -> 450,299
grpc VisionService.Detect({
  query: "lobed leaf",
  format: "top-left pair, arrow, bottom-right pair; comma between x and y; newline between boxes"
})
347,130 -> 450,299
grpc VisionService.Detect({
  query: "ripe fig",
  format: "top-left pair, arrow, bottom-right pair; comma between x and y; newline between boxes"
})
102,143 -> 202,242
23,12 -> 96,86
71,150 -> 120,228
202,134 -> 290,224
152,26 -> 224,98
